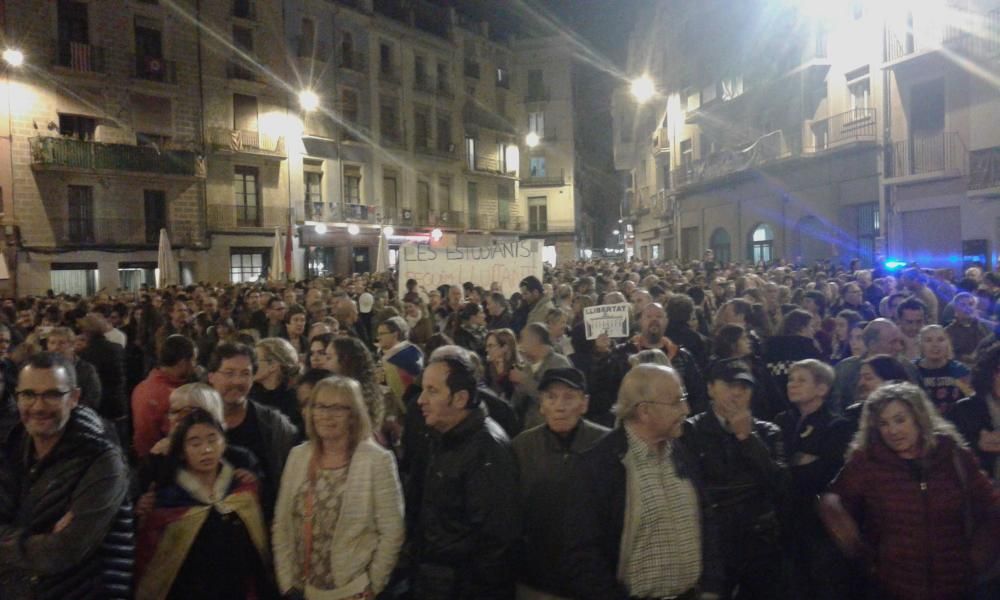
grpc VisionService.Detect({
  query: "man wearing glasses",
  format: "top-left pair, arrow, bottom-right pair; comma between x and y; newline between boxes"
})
207,342 -> 298,520
564,364 -> 723,600
0,353 -> 133,599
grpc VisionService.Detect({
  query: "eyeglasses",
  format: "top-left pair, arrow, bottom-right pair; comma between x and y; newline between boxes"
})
216,370 -> 253,379
639,394 -> 688,408
376,330 -> 394,337
312,403 -> 352,416
16,389 -> 71,406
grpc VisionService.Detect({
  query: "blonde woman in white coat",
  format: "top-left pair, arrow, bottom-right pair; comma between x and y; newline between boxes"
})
273,376 -> 404,600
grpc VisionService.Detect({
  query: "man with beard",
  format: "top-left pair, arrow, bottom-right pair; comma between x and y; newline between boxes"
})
588,303 -> 707,425
207,342 -> 298,519
0,353 -> 133,599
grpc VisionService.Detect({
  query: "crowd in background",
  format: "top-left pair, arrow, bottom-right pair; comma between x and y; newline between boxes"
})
0,254 -> 998,600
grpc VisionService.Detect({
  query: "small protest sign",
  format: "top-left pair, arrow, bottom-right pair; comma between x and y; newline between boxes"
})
583,303 -> 631,340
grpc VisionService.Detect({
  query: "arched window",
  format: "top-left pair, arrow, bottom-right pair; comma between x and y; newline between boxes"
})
750,223 -> 774,264
709,227 -> 731,265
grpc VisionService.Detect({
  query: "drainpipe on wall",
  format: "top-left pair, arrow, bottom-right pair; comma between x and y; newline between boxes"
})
879,18 -> 892,264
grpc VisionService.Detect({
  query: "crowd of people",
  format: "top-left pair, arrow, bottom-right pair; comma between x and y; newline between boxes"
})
0,256 -> 998,600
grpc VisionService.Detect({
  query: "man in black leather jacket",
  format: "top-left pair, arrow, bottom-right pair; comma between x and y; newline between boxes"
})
680,359 -> 789,599
408,351 -> 520,600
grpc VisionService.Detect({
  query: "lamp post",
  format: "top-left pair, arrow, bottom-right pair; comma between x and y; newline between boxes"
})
630,75 -> 655,104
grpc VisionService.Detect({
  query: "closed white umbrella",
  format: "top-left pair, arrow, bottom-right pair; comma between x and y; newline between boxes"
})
156,228 -> 179,288
375,227 -> 388,273
269,227 -> 285,281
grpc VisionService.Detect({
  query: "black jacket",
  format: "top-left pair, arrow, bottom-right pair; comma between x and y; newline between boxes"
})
79,334 -> 127,421
562,427 -> 724,600
762,335 -> 823,409
512,420 -> 610,596
951,394 -> 996,477
409,406 -> 520,600
679,412 -> 787,523
774,404 -> 853,537
588,339 -> 708,420
0,406 -> 133,600
665,322 -> 710,371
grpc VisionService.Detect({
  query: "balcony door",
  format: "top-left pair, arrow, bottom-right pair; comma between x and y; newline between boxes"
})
135,21 -> 164,80
416,181 -> 431,224
144,190 -> 167,244
58,0 -> 89,66
909,78 -> 945,172
233,94 -> 259,132
234,166 -> 260,226
67,185 -> 94,243
382,174 -> 398,222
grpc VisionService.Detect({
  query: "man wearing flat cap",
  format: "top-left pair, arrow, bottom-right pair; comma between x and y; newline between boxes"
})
512,368 -> 609,600
680,359 -> 789,599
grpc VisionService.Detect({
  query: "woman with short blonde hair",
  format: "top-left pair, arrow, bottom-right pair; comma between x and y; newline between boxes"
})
252,337 -> 303,430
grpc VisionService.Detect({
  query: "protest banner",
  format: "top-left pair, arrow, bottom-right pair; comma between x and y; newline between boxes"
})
583,303 -> 631,340
398,240 -> 543,293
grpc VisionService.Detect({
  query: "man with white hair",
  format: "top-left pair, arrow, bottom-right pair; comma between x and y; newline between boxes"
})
564,364 -> 723,600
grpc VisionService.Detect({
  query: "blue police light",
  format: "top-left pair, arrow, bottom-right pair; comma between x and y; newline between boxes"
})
884,260 -> 908,271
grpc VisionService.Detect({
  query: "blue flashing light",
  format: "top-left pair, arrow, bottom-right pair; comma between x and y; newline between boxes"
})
884,260 -> 908,271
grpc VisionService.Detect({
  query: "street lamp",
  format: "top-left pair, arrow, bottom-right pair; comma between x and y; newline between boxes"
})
3,49 -> 24,67
383,225 -> 395,237
630,75 -> 655,104
313,223 -> 327,234
347,224 -> 360,235
430,228 -> 443,242
525,131 -> 540,148
298,89 -> 319,112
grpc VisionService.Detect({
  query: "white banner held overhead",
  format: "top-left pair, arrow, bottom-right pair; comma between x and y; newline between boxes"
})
398,240 -> 543,293
583,303 -> 631,340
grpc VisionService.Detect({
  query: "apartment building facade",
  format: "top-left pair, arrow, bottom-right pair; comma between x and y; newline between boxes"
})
0,0 -> 588,294
1,0 -> 207,295
614,0 -> 1000,271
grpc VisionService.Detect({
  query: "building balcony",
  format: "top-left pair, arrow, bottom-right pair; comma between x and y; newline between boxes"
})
433,209 -> 466,228
885,8 -> 1000,66
386,207 -> 434,227
49,218 -> 195,247
885,131 -> 968,182
469,154 -> 516,176
208,204 -> 289,230
29,136 -> 200,178
132,54 -> 177,84
338,51 -> 367,73
226,59 -> 262,82
671,129 -> 788,190
344,203 -> 376,223
521,168 -> 566,187
467,214 -> 524,231
969,145 -> 1000,192
525,219 -> 576,234
414,77 -> 436,95
54,41 -> 106,74
232,0 -> 257,21
805,108 -> 878,153
463,60 -> 480,79
525,88 -> 550,103
207,128 -> 285,157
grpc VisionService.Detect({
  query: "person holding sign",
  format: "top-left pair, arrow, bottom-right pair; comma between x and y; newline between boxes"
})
588,303 -> 708,426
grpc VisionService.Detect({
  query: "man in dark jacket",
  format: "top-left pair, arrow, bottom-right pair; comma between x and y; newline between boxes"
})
408,352 -> 520,600
563,364 -> 724,600
78,313 -> 127,424
680,359 -> 788,599
0,353 -> 133,600
588,302 -> 708,424
665,294 -> 710,370
512,367 -> 609,599
486,293 -> 514,331
207,342 -> 298,520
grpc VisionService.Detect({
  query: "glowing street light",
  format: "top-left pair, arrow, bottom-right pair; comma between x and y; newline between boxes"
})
347,224 -> 360,235
313,223 -> 327,234
383,225 -> 395,237
430,228 -> 443,242
630,75 -> 655,104
3,49 -> 24,67
298,89 -> 320,112
525,132 -> 540,148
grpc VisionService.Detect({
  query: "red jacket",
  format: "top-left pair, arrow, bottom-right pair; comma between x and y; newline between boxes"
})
829,434 -> 999,600
131,368 -> 186,458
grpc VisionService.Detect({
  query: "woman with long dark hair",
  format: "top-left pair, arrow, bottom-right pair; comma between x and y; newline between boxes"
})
325,336 -> 387,434
135,408 -> 276,600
